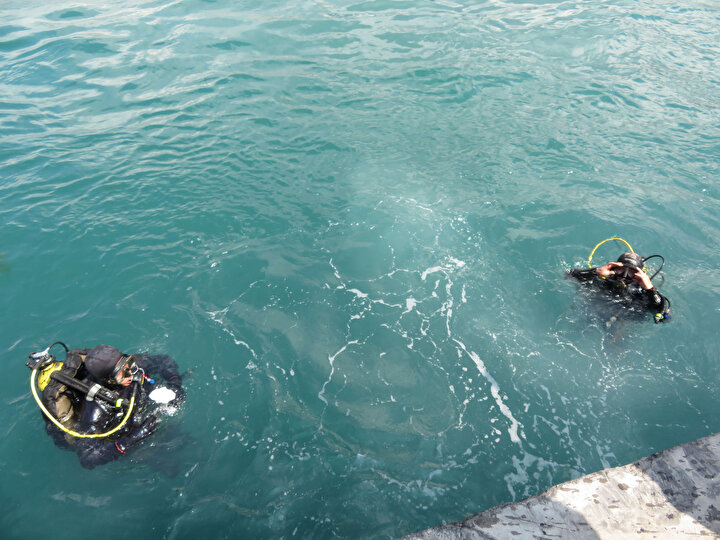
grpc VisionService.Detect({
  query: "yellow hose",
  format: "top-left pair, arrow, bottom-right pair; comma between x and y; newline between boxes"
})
588,237 -> 634,268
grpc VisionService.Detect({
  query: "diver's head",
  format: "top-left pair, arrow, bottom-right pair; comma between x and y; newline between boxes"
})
617,252 -> 643,269
86,345 -> 134,386
615,252 -> 643,280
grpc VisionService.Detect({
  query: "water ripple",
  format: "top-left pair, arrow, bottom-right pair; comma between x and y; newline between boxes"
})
1,0 -> 719,538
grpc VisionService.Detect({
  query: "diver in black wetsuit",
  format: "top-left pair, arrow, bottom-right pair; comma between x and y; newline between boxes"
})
32,344 -> 185,469
567,252 -> 671,324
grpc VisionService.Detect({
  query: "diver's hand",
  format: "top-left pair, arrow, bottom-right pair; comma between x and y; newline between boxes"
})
596,262 -> 622,277
633,268 -> 654,290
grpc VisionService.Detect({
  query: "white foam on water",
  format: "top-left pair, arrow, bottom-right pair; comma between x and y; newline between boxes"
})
348,288 -> 368,298
207,307 -> 259,361
454,339 -> 522,444
443,279 -> 454,337
421,266 -> 444,281
329,258 -> 342,280
318,340 -> 358,407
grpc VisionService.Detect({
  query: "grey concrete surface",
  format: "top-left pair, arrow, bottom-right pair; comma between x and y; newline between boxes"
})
404,432 -> 720,539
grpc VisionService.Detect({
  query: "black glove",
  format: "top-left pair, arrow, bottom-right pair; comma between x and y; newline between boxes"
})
116,415 -> 159,451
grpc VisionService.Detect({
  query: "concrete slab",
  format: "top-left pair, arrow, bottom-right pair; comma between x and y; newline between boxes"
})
404,433 -> 720,539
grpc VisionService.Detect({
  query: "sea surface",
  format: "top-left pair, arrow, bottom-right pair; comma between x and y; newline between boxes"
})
1,0 -> 719,538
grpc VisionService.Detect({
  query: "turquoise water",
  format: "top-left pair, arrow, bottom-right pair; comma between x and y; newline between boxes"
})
1,0 -> 719,538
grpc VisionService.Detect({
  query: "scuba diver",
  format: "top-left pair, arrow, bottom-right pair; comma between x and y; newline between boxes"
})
567,239 -> 671,324
27,342 -> 185,469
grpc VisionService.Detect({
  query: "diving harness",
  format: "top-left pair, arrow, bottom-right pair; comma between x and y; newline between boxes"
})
27,342 -> 140,439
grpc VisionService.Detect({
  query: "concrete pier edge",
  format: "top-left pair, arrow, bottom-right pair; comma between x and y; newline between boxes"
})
404,432 -> 720,539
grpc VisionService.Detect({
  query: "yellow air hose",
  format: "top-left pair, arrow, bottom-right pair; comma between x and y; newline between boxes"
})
587,237 -> 634,268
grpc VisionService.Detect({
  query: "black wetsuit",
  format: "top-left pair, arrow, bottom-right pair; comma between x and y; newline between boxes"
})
567,268 -> 671,323
43,353 -> 183,469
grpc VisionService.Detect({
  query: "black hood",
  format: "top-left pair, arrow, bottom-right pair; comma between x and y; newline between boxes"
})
85,345 -> 124,383
617,252 -> 643,270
